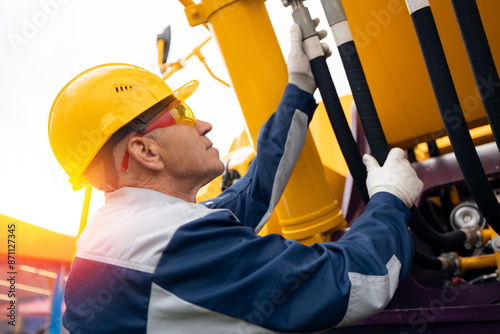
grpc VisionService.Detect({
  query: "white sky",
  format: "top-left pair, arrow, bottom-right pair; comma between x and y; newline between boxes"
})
0,0 -> 349,236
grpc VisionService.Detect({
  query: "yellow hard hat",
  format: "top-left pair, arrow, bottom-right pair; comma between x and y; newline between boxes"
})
48,63 -> 198,190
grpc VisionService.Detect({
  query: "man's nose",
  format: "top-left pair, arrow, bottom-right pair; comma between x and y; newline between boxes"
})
195,119 -> 213,136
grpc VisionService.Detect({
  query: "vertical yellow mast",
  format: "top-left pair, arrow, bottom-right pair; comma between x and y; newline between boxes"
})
183,0 -> 345,244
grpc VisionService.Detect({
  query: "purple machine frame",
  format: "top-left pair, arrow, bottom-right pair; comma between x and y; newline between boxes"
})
325,142 -> 500,333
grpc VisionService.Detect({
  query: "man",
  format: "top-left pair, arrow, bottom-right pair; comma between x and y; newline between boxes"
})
49,23 -> 422,333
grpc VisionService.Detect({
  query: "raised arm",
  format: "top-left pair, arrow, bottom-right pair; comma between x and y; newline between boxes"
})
203,23 -> 330,230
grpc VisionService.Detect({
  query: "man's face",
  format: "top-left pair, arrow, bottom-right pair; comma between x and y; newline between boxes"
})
156,119 -> 225,187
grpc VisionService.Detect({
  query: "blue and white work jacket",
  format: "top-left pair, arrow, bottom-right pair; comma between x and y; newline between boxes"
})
63,84 -> 413,333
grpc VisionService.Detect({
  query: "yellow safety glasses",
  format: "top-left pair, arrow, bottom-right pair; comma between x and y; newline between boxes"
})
120,100 -> 196,171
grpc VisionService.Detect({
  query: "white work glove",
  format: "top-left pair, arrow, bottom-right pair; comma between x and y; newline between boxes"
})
288,20 -> 332,94
363,148 -> 424,208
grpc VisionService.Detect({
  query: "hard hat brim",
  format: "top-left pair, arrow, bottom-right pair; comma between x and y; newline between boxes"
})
172,80 -> 199,102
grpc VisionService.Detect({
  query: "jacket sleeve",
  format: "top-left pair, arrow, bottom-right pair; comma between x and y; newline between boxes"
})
201,84 -> 317,232
158,192 -> 414,333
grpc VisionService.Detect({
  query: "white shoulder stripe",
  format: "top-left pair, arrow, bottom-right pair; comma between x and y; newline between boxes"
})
255,109 -> 309,232
147,283 -> 287,334
76,197 -> 229,274
337,255 -> 401,327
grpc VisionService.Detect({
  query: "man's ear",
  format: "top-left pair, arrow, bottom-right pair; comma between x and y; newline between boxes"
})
127,136 -> 164,171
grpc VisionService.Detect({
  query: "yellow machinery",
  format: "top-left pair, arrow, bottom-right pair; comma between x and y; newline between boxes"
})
174,0 -> 500,331
179,0 -> 500,234
182,0 -> 500,241
0,214 -> 74,328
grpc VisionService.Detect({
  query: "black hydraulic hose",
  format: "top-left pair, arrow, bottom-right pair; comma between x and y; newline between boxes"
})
287,0 -> 466,269
286,0 -> 468,260
413,248 -> 443,271
409,210 -> 466,248
451,0 -> 500,154
337,41 -> 389,165
307,51 -> 463,266
288,0 -> 370,204
324,40 -> 467,256
336,40 -> 467,249
317,0 -> 468,251
309,56 -> 370,204
318,0 -> 389,166
407,2 -> 500,235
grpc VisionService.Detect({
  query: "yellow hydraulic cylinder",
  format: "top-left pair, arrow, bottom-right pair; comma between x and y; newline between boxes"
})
183,0 -> 345,244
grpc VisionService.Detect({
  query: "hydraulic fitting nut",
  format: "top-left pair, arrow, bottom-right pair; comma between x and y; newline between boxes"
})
492,235 -> 500,253
439,252 -> 460,276
461,226 -> 483,250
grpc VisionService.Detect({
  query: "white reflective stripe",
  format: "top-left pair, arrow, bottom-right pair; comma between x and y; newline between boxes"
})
303,35 -> 325,60
147,283 -> 284,334
336,255 -> 402,327
405,0 -> 430,14
76,187 -> 224,274
255,110 -> 309,232
255,110 -> 309,233
331,20 -> 353,47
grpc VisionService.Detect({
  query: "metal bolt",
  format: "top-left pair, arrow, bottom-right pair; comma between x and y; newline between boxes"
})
492,236 -> 500,253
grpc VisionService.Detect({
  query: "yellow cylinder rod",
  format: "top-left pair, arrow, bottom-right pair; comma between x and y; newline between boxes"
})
194,0 -> 345,244
458,254 -> 497,272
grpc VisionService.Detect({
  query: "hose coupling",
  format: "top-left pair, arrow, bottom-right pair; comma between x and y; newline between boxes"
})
461,225 -> 484,250
438,252 -> 460,276
282,0 -> 318,41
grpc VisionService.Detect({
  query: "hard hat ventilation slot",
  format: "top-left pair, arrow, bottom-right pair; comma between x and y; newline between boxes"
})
114,85 -> 134,93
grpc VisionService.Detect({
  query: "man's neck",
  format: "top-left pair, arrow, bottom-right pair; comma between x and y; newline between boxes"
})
118,175 -> 200,203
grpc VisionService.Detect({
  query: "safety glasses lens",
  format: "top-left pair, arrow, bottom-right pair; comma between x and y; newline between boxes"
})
168,100 -> 196,127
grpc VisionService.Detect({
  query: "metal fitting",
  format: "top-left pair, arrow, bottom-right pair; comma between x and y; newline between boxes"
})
320,0 -> 347,26
281,0 -> 306,7
450,202 -> 486,231
461,225 -> 484,250
492,235 -> 500,253
282,0 -> 317,40
439,252 -> 460,276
